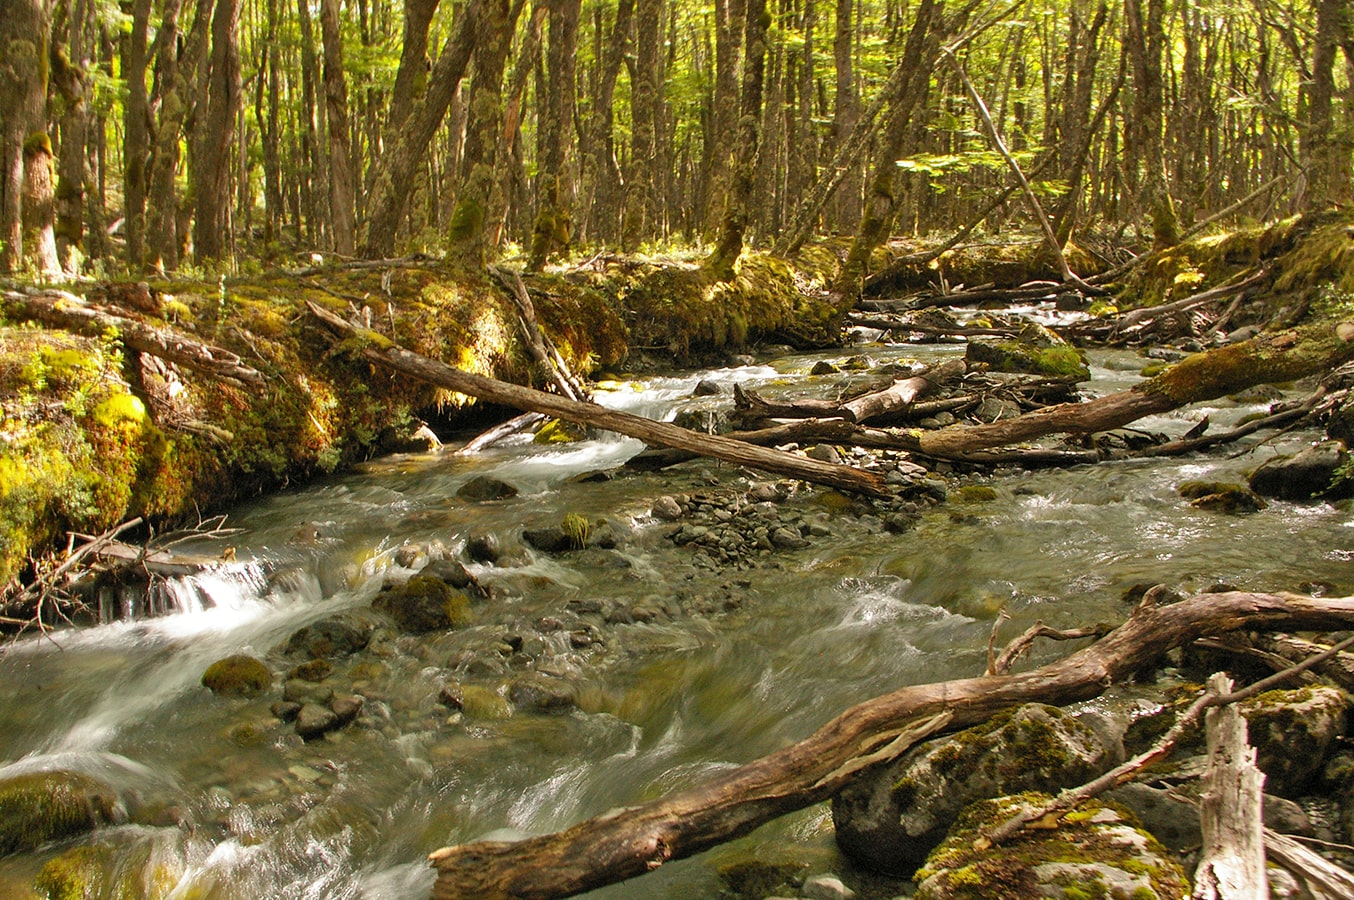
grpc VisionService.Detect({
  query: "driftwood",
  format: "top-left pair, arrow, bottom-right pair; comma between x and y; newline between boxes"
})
427,591 -> 1354,899
907,319 -> 1354,457
850,312 -> 1022,340
735,358 -> 967,425
2,289 -> 266,388
1192,674 -> 1267,900
306,301 -> 888,496
490,266 -> 586,402
1264,828 -> 1354,897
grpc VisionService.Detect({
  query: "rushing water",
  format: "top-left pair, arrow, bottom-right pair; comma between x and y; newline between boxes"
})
0,336 -> 1351,899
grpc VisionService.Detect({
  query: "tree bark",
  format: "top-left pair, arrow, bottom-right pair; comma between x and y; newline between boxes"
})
1192,673 -> 1267,900
121,0 -> 153,268
191,0 -> 243,262
622,0 -> 662,249
387,0 -> 440,134
306,300 -> 887,495
0,0 -> 54,274
426,591 -> 1354,899
526,0 -> 580,270
21,135 -> 62,278
359,0 -> 482,258
319,0 -> 356,255
50,0 -> 93,273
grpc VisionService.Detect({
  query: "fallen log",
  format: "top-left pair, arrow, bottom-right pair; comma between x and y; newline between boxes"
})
3,289 -> 266,389
427,591 -> 1354,899
909,319 -> 1354,457
305,301 -> 888,496
734,358 -> 967,425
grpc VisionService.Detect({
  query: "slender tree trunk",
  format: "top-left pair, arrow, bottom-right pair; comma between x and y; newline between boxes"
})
576,0 -> 631,246
526,0 -> 580,270
22,136 -> 62,278
831,0 -> 861,232
1302,0 -> 1354,209
50,0 -> 93,272
486,3 -> 545,250
623,0 -> 662,249
319,0 -> 356,255
146,0 -> 207,272
446,0 -> 518,263
704,0 -> 768,280
835,0 -> 943,298
703,0 -> 745,238
121,0 -> 153,267
295,0 -> 328,246
191,0 -> 243,262
360,0 -> 482,259
387,0 -> 440,134
1123,0 -> 1177,247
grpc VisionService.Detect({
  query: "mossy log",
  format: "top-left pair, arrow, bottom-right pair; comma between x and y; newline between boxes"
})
735,358 -> 967,425
306,302 -> 888,496
426,591 -> 1354,899
912,319 -> 1354,457
3,289 -> 265,388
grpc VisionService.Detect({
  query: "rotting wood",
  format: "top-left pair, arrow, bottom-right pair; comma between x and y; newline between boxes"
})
1192,673 -> 1267,900
427,591 -> 1354,899
734,358 -> 967,425
490,265 -> 587,402
1264,828 -> 1354,897
3,289 -> 266,389
306,301 -> 889,496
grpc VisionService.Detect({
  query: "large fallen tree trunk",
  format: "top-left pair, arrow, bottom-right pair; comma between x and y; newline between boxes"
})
910,319 -> 1354,457
427,591 -> 1354,899
305,302 -> 887,496
735,358 -> 967,425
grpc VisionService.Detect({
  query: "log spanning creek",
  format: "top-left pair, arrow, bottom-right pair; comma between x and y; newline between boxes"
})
0,330 -> 1350,899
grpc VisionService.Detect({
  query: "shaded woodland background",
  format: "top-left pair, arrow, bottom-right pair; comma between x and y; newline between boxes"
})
2,0 -> 1353,282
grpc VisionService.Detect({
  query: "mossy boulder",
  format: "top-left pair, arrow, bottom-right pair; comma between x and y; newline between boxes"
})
507,674 -> 578,714
372,575 -> 471,634
914,793 -> 1189,900
1242,684 -> 1348,796
832,704 -> 1117,876
965,330 -> 1091,381
31,830 -> 185,899
456,475 -> 519,501
0,769 -> 120,856
200,653 -> 272,697
1178,480 -> 1267,513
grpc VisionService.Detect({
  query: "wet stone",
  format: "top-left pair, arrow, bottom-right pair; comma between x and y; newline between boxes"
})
294,703 -> 340,740
456,475 -> 519,502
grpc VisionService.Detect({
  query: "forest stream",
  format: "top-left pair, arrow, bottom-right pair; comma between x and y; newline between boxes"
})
0,316 -> 1350,899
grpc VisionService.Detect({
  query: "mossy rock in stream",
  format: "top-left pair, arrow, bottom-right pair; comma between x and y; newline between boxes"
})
0,770 -> 121,855
1177,480 -> 1267,514
833,704 -> 1117,877
373,575 -> 472,634
200,653 -> 273,697
32,830 -> 185,900
913,793 -> 1189,900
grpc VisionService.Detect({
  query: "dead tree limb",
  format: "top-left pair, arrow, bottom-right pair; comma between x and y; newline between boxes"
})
306,302 -> 888,496
2,289 -> 266,388
490,266 -> 587,401
908,319 -> 1354,457
1193,673 -> 1267,900
1264,828 -> 1354,897
735,359 -> 967,425
427,592 -> 1354,899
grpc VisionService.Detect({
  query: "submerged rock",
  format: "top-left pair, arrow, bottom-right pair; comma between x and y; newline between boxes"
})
0,769 -> 121,855
832,704 -> 1116,876
508,674 -> 578,713
1178,480 -> 1267,513
913,794 -> 1188,900
456,475 -> 519,502
201,654 -> 272,697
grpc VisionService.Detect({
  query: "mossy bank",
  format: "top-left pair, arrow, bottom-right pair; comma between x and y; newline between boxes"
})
0,251 -> 845,590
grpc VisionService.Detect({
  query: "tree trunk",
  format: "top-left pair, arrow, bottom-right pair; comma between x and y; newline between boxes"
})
446,0 -> 518,263
21,135 -> 62,278
121,0 -> 153,267
0,0 -> 53,274
359,0 -> 482,259
622,0 -> 662,249
306,299 -> 887,495
575,0 -> 632,246
50,0 -> 93,273
1123,0 -> 1178,247
319,0 -> 356,255
526,0 -> 580,270
146,0 -> 208,272
295,0 -> 328,247
835,0 -> 943,298
387,0 -> 440,134
427,591 -> 1354,899
703,0 -> 745,238
703,0 -> 768,281
830,0 -> 861,232
191,0 -> 243,262
1302,0 -> 1354,210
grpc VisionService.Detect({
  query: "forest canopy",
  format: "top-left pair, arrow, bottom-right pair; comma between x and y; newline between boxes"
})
1,0 -> 1351,282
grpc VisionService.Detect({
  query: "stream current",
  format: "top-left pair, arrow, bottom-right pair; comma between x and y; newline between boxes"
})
0,333 -> 1351,898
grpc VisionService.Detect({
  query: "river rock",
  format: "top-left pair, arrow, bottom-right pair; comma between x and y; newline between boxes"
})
420,558 -> 479,590
0,769 -> 121,855
965,324 -> 1090,381
1244,683 -> 1348,795
373,575 -> 471,634
693,378 -> 723,396
801,873 -> 856,900
508,674 -> 578,713
652,495 -> 683,521
294,703 -> 340,740
456,475 -> 519,501
1249,440 -> 1351,501
330,693 -> 365,727
284,610 -> 381,659
832,703 -> 1116,876
288,659 -> 332,682
282,678 -> 334,706
201,653 -> 272,697
464,533 -> 501,564
913,794 -> 1188,900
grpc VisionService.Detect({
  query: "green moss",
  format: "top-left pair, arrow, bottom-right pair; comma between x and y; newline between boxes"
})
955,485 -> 998,503
201,654 -> 273,697
533,418 -> 585,444
561,513 -> 592,550
459,685 -> 513,720
0,770 -> 118,855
